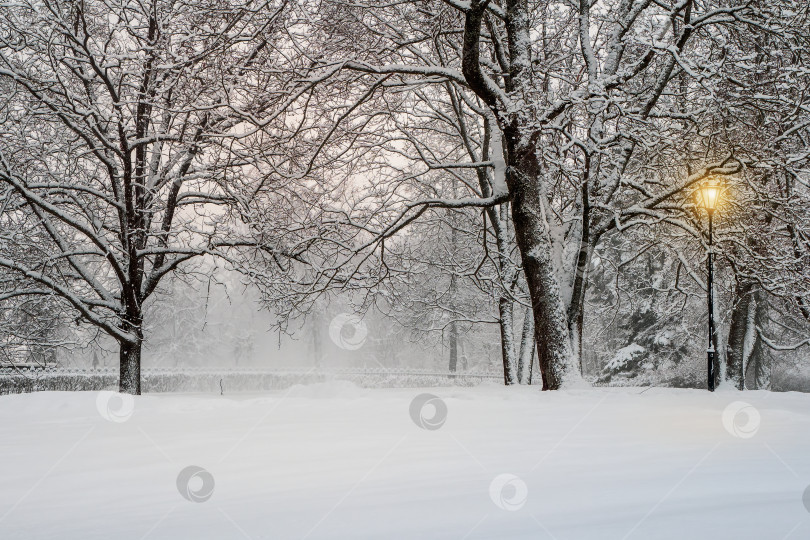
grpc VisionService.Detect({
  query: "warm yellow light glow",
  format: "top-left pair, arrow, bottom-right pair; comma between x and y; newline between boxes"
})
698,182 -> 722,211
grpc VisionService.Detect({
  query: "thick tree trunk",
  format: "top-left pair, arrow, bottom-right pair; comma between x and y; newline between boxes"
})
460,0 -> 580,389
750,294 -> 771,391
499,297 -> 517,384
726,287 -> 745,388
506,155 -> 578,390
726,281 -> 767,390
750,343 -> 771,390
118,305 -> 143,394
119,338 -> 142,395
725,283 -> 750,389
743,287 -> 770,390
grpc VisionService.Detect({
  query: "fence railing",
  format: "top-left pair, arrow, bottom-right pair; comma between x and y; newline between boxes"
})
0,365 -> 503,395
0,365 -> 502,377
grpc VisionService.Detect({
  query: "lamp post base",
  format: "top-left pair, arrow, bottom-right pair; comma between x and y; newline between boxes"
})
707,348 -> 716,392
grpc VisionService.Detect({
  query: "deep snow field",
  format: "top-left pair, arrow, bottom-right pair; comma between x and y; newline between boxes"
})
1,383 -> 809,539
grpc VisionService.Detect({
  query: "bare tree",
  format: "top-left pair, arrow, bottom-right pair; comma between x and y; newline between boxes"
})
249,0 -> 759,388
0,0 -> 289,393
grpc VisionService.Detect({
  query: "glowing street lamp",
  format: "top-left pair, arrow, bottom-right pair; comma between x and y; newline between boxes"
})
698,180 -> 722,391
698,183 -> 721,213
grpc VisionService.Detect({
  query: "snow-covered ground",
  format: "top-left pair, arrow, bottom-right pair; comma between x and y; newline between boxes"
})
1,383 -> 809,539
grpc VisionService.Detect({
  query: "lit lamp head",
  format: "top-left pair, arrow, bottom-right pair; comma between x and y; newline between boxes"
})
698,181 -> 722,214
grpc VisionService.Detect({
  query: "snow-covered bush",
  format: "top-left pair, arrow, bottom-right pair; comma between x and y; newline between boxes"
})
602,344 -> 647,376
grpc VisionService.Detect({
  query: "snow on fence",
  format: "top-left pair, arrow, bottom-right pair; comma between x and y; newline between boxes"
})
0,366 -> 503,395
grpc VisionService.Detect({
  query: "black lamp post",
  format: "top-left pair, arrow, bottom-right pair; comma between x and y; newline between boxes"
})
698,182 -> 721,392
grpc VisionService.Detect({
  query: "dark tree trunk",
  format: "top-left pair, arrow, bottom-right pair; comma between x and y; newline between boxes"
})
726,281 -> 767,390
498,297 -> 517,384
744,288 -> 770,390
726,283 -> 749,388
505,148 -> 576,390
567,243 -> 589,373
568,182 -> 598,372
749,339 -> 771,390
460,0 -> 577,389
119,338 -> 142,395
